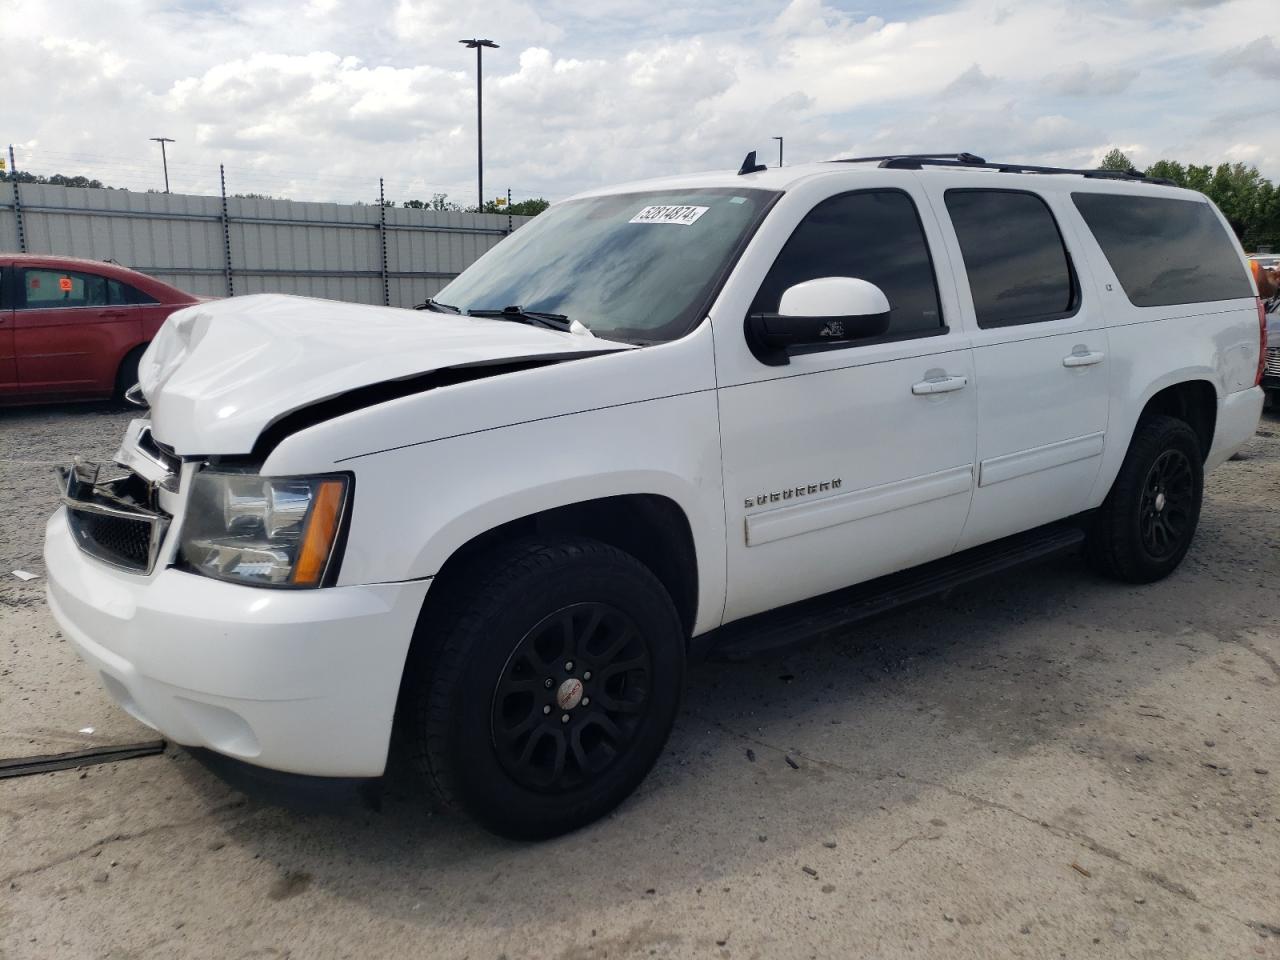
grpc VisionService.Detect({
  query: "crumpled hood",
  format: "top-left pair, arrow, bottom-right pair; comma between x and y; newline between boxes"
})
139,294 -> 628,455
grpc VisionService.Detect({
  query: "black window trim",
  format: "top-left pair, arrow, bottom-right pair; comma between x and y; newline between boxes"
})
746,186 -> 950,365
944,187 -> 1082,330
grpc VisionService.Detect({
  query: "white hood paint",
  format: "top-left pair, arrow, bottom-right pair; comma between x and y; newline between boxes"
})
139,294 -> 629,455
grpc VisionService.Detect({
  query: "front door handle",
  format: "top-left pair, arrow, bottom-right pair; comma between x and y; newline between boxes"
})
101,310 -> 129,319
912,375 -> 968,395
1063,349 -> 1105,368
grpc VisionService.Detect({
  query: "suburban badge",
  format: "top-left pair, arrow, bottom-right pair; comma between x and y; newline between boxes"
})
745,478 -> 842,510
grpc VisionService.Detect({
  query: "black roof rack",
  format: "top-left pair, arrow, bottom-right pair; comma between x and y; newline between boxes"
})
832,152 -> 1175,186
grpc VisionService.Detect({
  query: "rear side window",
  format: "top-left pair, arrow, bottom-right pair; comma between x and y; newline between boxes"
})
21,269 -> 109,308
945,189 -> 1078,328
751,189 -> 944,339
125,281 -> 158,305
1072,193 -> 1252,307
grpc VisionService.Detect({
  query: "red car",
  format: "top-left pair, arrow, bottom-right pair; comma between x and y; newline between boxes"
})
0,255 -> 202,404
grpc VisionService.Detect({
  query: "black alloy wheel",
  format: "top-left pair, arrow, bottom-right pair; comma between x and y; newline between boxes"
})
491,601 -> 652,793
1086,414 -> 1204,583
403,537 -> 685,839
1137,448 -> 1194,561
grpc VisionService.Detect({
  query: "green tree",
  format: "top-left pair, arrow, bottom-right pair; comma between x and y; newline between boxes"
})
1144,159 -> 1187,187
476,197 -> 550,216
0,170 -> 110,188
402,193 -> 462,211
1099,148 -> 1134,172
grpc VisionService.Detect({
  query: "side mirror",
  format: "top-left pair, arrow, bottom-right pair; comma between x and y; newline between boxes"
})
746,277 -> 892,366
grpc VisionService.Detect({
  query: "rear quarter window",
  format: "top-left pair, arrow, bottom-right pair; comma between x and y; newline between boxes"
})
1071,193 -> 1252,307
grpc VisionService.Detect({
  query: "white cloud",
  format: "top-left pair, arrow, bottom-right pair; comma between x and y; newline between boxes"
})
1043,62 -> 1138,96
941,64 -> 998,97
1211,35 -> 1280,79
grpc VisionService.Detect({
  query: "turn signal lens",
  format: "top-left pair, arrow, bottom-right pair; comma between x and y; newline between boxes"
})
292,479 -> 347,587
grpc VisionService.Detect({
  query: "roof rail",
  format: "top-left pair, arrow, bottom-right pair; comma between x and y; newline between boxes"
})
832,152 -> 1175,186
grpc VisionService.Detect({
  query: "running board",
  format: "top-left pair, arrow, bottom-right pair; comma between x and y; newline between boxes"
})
705,522 -> 1086,661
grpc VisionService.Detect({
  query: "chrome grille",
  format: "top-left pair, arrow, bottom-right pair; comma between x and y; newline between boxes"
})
1265,346 -> 1280,378
67,509 -> 155,571
56,460 -> 170,574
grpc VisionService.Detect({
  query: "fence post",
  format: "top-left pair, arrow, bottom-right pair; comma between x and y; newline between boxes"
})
8,145 -> 27,253
378,178 -> 390,307
507,187 -> 512,235
219,164 -> 234,297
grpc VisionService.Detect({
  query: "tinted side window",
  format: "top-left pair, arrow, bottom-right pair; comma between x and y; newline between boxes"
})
0,267 -> 9,310
125,282 -> 159,305
21,269 -> 109,308
1072,193 -> 1252,307
945,190 -> 1077,328
751,190 -> 943,339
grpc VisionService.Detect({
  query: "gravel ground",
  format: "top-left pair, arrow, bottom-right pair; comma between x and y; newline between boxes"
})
1,401 -> 1278,960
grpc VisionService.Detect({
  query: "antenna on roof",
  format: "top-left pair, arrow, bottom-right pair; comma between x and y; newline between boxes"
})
738,151 -> 768,176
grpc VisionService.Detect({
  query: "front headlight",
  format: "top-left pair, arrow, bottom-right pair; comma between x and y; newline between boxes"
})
179,470 -> 350,587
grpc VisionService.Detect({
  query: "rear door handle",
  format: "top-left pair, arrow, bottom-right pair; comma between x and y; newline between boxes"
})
912,375 -> 968,395
101,310 -> 129,318
1063,350 -> 1105,368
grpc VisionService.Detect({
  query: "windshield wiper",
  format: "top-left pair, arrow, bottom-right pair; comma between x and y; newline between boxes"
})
415,298 -> 461,313
467,305 -> 573,332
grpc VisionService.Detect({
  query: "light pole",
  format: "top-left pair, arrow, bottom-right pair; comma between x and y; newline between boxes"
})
459,39 -> 499,210
772,136 -> 783,167
149,137 -> 174,193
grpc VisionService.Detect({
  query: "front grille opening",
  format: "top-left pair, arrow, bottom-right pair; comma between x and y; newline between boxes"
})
1266,347 -> 1280,376
67,509 -> 154,572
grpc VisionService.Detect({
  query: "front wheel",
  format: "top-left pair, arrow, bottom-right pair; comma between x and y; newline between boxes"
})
113,345 -> 147,403
403,537 -> 686,839
1086,415 -> 1204,583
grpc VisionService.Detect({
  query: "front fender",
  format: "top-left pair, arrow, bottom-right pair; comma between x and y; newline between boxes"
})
322,391 -> 727,636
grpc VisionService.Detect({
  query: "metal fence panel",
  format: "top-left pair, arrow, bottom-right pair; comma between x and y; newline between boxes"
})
0,182 -> 526,309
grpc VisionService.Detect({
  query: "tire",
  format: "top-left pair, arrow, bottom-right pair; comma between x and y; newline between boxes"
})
1086,415 -> 1204,584
402,537 -> 686,840
113,345 -> 147,402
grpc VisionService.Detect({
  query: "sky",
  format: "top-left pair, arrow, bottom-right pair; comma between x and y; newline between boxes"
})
2,0 -> 1279,206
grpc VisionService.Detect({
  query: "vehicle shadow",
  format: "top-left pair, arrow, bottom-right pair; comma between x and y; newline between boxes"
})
170,472 -> 1278,935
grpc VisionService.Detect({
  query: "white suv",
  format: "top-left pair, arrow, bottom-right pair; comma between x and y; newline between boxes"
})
45,153 -> 1267,839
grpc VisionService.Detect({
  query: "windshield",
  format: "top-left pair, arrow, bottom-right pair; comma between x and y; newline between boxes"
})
434,188 -> 777,343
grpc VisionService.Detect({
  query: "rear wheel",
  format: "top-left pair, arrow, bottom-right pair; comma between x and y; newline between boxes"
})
1086,415 -> 1203,583
402,537 -> 685,839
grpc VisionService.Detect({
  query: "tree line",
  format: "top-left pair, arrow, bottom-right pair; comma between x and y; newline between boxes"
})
1100,149 -> 1278,251
0,170 -> 111,189
396,193 -> 550,216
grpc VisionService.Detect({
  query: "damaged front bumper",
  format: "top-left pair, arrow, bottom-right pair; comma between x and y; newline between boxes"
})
44,420 -> 432,779
44,510 -> 431,777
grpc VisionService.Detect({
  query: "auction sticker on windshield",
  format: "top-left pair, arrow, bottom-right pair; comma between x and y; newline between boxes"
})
629,205 -> 709,226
